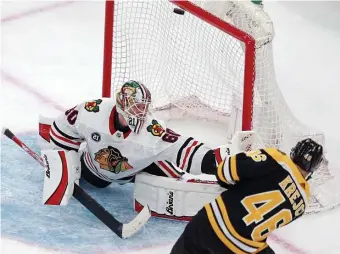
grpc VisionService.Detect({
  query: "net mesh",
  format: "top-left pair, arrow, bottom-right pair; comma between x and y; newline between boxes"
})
111,1 -> 243,121
107,0 -> 339,213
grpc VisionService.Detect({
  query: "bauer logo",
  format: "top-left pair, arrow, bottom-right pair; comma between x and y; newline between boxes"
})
166,191 -> 174,215
43,154 -> 50,178
91,132 -> 101,142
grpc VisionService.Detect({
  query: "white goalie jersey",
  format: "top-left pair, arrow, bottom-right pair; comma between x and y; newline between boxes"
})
42,98 -> 211,182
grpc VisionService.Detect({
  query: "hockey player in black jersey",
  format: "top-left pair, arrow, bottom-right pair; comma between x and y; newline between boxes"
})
170,138 -> 324,254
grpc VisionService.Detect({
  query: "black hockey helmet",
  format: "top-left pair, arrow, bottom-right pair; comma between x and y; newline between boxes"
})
290,138 -> 323,173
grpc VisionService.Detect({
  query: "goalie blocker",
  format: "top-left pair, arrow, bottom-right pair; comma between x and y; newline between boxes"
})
42,150 -> 81,205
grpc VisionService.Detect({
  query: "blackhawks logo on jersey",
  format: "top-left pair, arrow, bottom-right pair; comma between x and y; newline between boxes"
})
94,146 -> 133,174
147,119 -> 165,137
84,99 -> 102,112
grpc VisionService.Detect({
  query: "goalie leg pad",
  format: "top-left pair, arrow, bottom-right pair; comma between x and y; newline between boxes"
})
134,173 -> 224,221
42,150 -> 81,205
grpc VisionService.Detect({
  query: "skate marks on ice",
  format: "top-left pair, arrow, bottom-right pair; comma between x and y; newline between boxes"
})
1,134 -> 185,253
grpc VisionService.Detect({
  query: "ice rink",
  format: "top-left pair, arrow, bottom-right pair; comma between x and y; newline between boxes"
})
1,1 -> 340,253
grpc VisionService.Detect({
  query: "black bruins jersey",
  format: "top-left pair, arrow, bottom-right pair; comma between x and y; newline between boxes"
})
204,148 -> 311,253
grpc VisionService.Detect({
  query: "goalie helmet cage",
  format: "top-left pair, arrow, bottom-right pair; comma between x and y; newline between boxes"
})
101,0 -> 339,214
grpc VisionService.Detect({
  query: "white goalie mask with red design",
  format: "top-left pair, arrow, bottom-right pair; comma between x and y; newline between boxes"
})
116,80 -> 152,133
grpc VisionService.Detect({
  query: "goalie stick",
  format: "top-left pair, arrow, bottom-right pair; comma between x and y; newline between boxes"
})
2,127 -> 151,239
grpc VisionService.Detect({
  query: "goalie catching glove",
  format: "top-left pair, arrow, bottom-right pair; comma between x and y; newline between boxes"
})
42,150 -> 81,205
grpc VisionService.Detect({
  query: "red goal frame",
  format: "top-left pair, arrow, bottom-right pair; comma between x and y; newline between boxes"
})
101,0 -> 256,131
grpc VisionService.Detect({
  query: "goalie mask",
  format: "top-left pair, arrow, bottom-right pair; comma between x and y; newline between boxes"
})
116,80 -> 152,134
290,138 -> 323,174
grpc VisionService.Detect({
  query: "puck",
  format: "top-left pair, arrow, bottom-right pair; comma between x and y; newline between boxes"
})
173,8 -> 185,15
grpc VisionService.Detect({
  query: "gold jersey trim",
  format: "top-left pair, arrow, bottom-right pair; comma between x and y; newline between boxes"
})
264,148 -> 311,202
205,196 -> 268,253
216,196 -> 264,249
205,203 -> 248,254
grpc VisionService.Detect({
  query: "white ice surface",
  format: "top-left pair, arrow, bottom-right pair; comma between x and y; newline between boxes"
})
1,1 -> 340,254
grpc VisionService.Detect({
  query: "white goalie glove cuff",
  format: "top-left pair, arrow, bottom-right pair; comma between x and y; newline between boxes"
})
41,150 -> 81,206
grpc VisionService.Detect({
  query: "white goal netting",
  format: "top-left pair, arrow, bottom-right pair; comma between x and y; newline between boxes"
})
103,0 -> 340,214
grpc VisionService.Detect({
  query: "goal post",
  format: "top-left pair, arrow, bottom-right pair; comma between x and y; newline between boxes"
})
101,0 -> 340,214
102,0 -> 114,98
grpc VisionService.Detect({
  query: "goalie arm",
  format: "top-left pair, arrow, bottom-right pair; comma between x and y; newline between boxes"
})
155,128 -> 231,176
154,128 -> 265,178
48,104 -> 85,152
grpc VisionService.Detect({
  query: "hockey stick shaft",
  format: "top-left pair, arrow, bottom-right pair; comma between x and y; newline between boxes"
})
3,128 -> 45,166
2,128 -> 149,238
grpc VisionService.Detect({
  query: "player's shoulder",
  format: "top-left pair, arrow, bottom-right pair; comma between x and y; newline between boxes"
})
239,148 -> 286,164
76,98 -> 115,119
132,116 -> 170,147
263,148 -> 309,188
80,98 -> 115,114
144,116 -> 167,138
260,148 -> 294,170
136,116 -> 166,142
262,147 -> 288,159
76,98 -> 116,128
122,117 -> 165,150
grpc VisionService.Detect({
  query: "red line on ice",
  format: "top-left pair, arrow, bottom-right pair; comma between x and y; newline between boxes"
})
1,1 -> 75,23
1,69 -> 66,112
269,234 -> 308,254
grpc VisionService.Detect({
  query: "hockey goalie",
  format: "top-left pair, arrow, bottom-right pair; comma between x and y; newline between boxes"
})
39,80 -> 254,219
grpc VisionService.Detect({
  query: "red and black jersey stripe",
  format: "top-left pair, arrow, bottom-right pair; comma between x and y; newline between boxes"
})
155,160 -> 184,178
176,137 -> 204,173
50,122 -> 82,151
186,143 -> 204,173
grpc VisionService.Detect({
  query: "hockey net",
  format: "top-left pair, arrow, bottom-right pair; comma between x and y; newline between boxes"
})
102,0 -> 340,214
